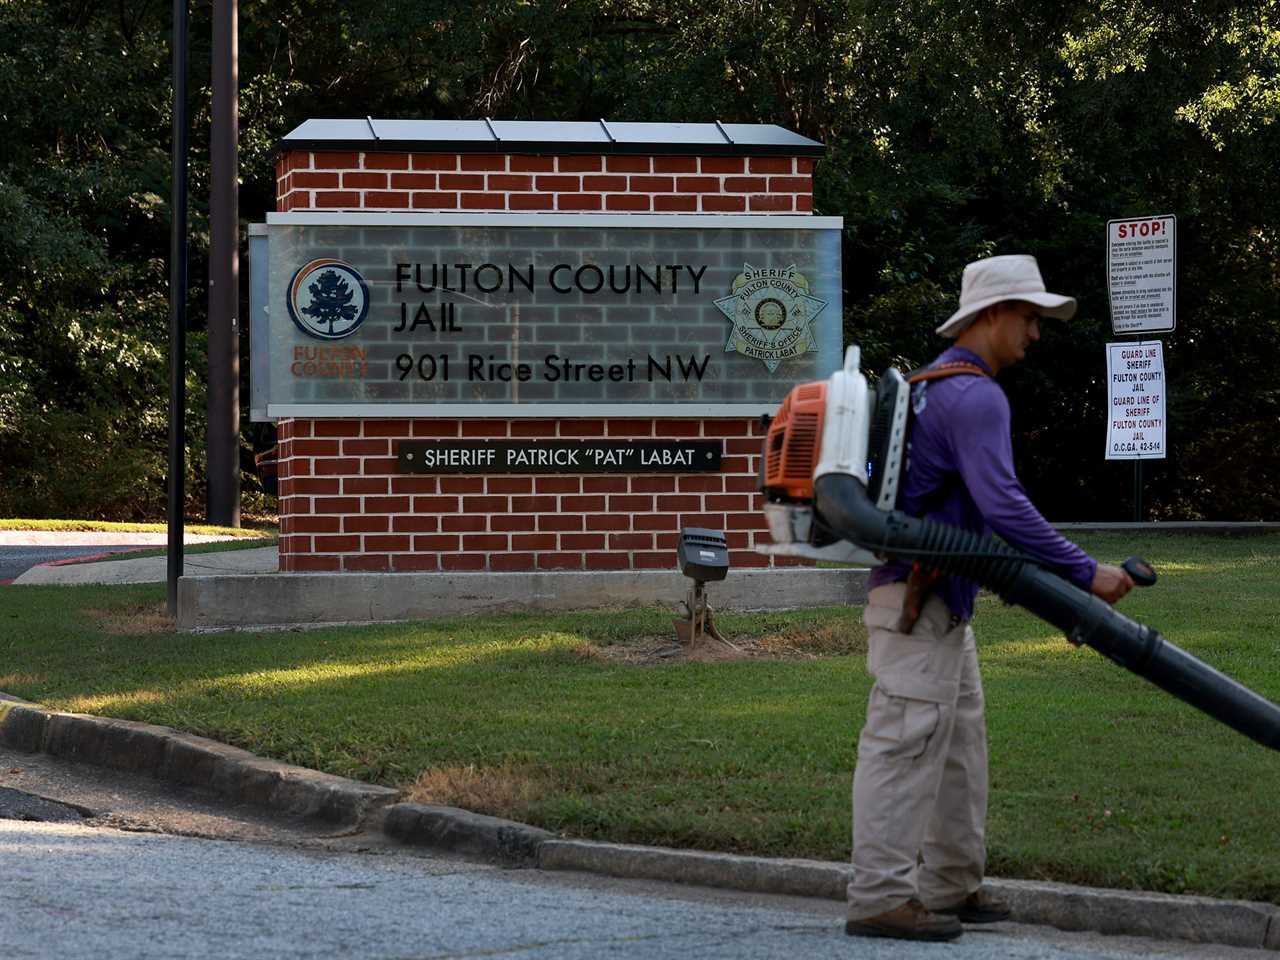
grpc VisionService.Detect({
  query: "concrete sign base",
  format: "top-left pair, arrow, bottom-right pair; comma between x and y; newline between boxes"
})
176,568 -> 869,632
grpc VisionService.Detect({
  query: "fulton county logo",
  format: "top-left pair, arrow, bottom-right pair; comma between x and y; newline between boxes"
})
714,264 -> 827,372
287,259 -> 371,340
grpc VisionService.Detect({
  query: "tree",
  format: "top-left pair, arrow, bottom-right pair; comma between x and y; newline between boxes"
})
0,1 -> 205,519
301,271 -> 357,335
3,0 -> 1277,519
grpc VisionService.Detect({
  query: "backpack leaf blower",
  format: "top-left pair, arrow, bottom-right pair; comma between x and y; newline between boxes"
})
759,345 -> 1280,751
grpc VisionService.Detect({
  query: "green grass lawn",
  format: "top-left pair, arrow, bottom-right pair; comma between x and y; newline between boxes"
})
2,532 -> 1278,903
0,519 -> 275,537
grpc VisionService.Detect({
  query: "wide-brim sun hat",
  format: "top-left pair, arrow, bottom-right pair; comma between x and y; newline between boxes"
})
936,254 -> 1077,338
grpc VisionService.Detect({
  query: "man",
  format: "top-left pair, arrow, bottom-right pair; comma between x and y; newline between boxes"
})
845,254 -> 1134,942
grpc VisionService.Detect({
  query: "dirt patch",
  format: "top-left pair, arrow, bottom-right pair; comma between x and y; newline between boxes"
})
591,620 -> 867,666
755,621 -> 867,658
593,635 -> 744,665
0,673 -> 43,689
85,602 -> 174,636
408,762 -> 549,819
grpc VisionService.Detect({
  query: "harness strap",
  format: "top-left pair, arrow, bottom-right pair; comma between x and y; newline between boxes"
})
894,360 -> 990,634
905,360 -> 989,384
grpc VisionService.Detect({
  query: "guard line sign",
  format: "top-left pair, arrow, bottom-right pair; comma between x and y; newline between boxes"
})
1106,341 -> 1166,460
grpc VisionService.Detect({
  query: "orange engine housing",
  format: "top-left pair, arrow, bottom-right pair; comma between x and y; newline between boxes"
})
762,379 -> 828,501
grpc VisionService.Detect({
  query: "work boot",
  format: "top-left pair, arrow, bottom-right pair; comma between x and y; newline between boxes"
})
845,898 -> 964,942
935,887 -> 1012,923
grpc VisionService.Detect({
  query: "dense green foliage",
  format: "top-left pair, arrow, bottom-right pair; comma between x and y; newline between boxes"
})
1,1 -> 1277,518
4,533 -> 1280,900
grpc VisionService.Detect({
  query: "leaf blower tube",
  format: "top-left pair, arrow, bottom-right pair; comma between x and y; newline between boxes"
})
812,470 -> 1280,751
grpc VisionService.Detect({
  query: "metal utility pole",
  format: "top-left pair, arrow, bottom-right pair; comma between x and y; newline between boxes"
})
168,0 -> 190,615
208,0 -> 240,527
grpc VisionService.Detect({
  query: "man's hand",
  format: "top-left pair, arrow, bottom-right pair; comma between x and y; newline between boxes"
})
1091,563 -> 1134,604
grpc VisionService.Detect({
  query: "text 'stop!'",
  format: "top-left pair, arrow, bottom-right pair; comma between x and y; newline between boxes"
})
251,213 -> 843,418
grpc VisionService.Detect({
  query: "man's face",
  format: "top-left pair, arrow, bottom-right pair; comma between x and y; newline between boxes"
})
988,300 -> 1042,367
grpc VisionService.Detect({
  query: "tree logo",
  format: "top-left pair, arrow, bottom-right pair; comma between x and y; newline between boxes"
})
714,263 -> 827,372
287,259 -> 371,340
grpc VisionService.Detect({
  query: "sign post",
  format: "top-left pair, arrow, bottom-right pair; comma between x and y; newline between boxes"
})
1106,215 -> 1175,521
167,0 -> 189,615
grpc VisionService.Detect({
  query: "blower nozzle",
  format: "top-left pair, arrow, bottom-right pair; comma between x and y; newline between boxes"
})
813,472 -> 1280,752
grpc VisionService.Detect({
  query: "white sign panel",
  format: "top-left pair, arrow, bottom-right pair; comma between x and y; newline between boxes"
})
1107,215 -> 1176,334
1106,341 -> 1166,460
250,214 -> 843,419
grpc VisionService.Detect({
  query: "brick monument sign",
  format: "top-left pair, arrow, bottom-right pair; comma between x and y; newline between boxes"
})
250,119 -> 841,575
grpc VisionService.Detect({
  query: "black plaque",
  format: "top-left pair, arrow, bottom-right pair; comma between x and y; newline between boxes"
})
398,440 -> 723,474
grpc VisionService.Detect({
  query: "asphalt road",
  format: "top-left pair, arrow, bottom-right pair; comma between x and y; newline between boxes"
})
0,545 -> 143,582
5,817 -> 1274,960
0,748 -> 1272,960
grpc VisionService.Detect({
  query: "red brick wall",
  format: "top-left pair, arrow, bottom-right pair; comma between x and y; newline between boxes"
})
274,416 -> 806,573
274,151 -> 814,214
274,145 -> 819,573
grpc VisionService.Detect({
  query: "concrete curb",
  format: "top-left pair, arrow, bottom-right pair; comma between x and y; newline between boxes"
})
539,839 -> 846,898
383,802 -> 553,866
2,695 -> 1277,950
0,698 -> 399,827
534,840 -> 1280,949
993,877 -> 1280,950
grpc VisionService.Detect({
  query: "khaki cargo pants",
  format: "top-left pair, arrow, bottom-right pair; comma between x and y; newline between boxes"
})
846,582 -> 988,920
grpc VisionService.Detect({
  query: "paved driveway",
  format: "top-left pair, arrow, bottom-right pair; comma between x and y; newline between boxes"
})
0,532 -> 271,584
0,545 -> 147,582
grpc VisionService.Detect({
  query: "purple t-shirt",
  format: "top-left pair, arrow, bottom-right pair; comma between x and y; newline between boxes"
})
866,346 -> 1097,620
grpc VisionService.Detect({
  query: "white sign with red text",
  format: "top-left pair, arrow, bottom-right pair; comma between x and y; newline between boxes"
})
1106,341 -> 1166,460
1107,215 -> 1176,334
